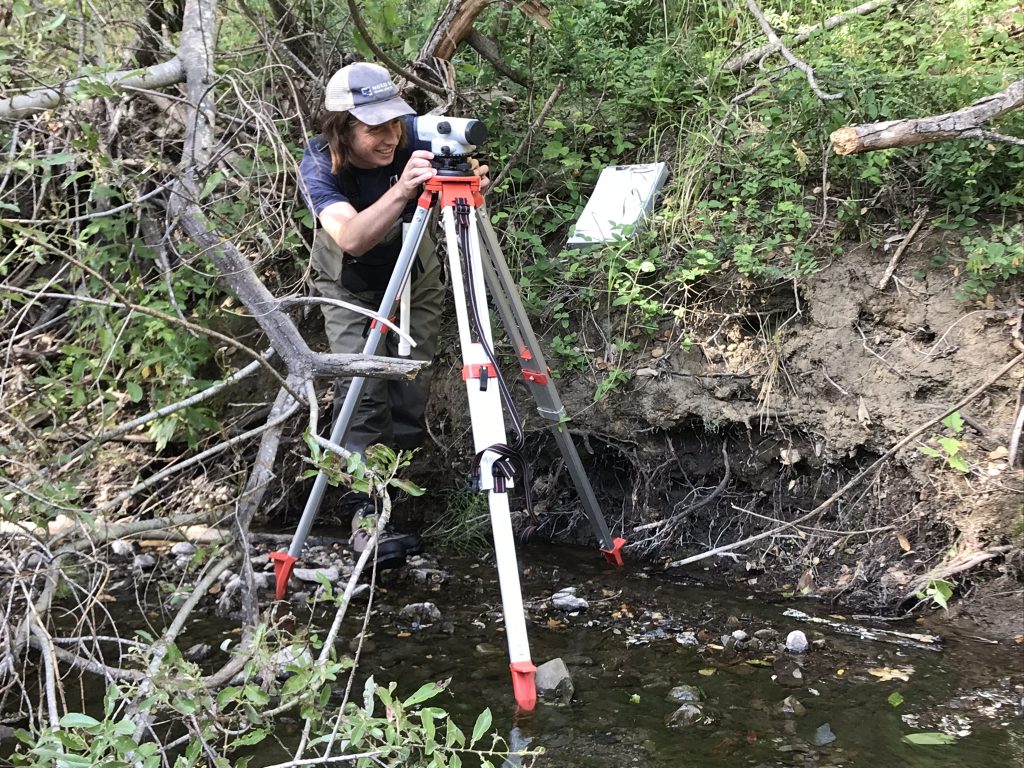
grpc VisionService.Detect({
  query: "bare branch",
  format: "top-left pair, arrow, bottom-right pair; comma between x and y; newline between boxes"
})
724,0 -> 895,73
831,79 -> 1024,154
744,0 -> 844,101
0,57 -> 185,120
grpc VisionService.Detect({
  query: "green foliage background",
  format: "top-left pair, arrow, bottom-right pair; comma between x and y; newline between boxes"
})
1,0 -> 1022,515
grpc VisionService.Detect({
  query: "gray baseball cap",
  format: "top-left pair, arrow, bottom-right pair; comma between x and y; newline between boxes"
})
324,62 -> 415,124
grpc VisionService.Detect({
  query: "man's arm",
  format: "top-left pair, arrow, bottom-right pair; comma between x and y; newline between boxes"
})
319,150 -> 437,257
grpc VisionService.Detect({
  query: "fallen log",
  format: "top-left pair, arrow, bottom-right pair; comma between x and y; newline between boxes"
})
831,79 -> 1024,155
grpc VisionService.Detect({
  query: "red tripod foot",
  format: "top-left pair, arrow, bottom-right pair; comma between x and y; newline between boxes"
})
270,551 -> 297,600
510,661 -> 537,711
601,537 -> 627,567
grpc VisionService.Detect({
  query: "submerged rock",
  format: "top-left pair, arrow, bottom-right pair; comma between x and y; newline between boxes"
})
781,695 -> 807,717
399,602 -> 442,626
675,631 -> 700,647
184,643 -> 212,662
814,722 -> 837,746
535,658 -> 574,705
666,685 -> 703,704
665,703 -> 703,728
786,630 -> 809,653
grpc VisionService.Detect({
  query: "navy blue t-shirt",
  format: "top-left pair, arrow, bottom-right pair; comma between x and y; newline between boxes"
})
298,116 -> 428,271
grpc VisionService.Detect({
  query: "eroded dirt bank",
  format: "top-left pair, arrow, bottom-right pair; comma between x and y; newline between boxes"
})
412,237 -> 1023,636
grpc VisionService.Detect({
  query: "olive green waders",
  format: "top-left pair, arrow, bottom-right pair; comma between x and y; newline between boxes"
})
310,228 -> 443,456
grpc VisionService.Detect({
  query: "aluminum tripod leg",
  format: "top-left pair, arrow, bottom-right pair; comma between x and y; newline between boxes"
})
475,207 -> 626,565
272,198 -> 432,599
437,182 -> 536,711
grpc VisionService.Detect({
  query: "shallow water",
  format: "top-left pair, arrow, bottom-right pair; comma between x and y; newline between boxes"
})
247,542 -> 1023,768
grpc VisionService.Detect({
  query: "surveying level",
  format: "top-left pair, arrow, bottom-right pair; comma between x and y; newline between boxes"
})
273,138 -> 626,711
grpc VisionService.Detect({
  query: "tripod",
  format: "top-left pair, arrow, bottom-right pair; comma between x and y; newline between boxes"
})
273,169 -> 626,711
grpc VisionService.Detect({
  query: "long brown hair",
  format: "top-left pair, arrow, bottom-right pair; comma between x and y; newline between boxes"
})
321,111 -> 409,174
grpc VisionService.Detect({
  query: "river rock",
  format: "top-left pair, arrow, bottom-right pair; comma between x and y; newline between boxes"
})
411,567 -> 448,585
535,658 -> 574,705
666,685 -> 703,704
724,615 -> 742,631
675,632 -> 700,647
814,722 -> 837,746
184,643 -> 212,662
170,541 -> 196,557
665,703 -> 703,728
786,630 -> 809,653
110,539 -> 135,558
399,602 -> 442,626
754,628 -> 779,641
780,695 -> 807,716
293,566 -> 340,584
133,553 -> 157,571
551,587 -> 588,612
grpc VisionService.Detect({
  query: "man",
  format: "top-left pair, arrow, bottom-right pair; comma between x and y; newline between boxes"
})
298,61 -> 488,567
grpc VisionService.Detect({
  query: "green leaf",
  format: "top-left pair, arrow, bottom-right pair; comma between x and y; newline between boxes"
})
389,477 -> 425,496
402,681 -> 446,708
902,732 -> 956,745
947,454 -> 970,473
125,381 -> 144,402
446,720 -> 465,748
937,436 -> 962,456
58,713 -> 100,729
471,707 -> 492,745
941,411 -> 965,433
172,695 -> 198,714
888,691 -> 904,707
917,445 -> 942,458
200,171 -> 225,201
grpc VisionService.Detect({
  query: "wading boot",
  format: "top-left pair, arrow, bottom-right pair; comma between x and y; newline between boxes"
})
350,502 -> 423,569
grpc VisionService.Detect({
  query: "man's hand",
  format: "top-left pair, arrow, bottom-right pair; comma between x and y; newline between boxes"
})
469,157 -> 491,191
397,150 -> 437,199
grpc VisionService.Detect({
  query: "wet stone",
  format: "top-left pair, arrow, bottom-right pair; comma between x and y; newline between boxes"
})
675,632 -> 700,647
665,703 -> 703,729
184,643 -> 212,662
399,602 -> 442,626
110,539 -> 135,558
411,568 -> 449,585
781,695 -> 807,717
754,628 -> 778,641
725,615 -> 742,631
786,630 -> 809,653
666,685 -> 704,704
475,642 -> 500,655
293,566 -> 340,584
814,722 -> 837,746
535,658 -> 574,705
133,553 -> 157,571
551,587 -> 588,612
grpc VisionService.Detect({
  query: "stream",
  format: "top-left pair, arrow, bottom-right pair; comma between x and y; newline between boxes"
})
8,540 -> 1020,768
237,540 -> 1022,768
